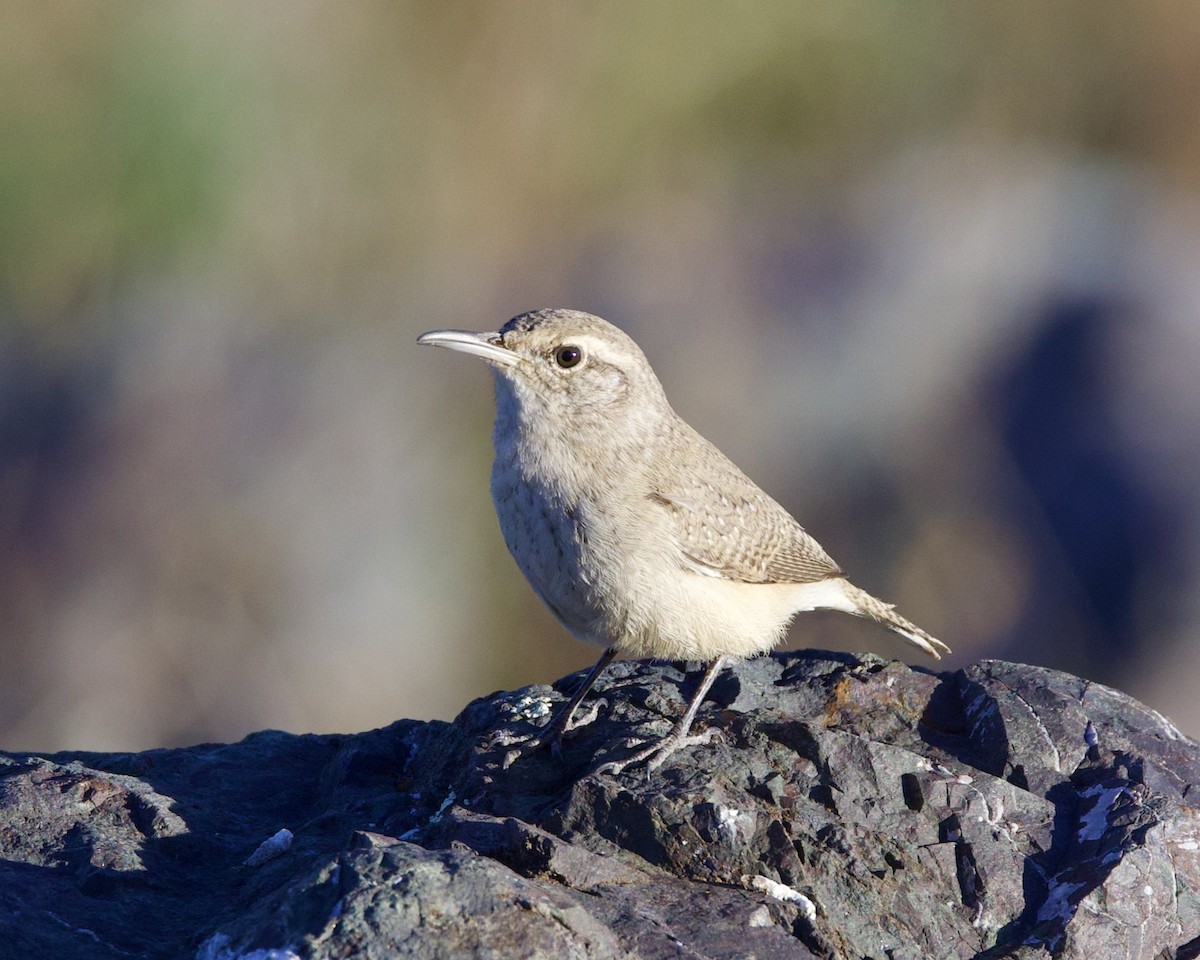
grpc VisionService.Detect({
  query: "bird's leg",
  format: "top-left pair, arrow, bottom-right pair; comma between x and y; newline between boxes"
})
547,645 -> 618,738
502,645 -> 616,769
595,655 -> 731,777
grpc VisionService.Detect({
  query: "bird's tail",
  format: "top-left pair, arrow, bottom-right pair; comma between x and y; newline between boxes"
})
836,580 -> 950,660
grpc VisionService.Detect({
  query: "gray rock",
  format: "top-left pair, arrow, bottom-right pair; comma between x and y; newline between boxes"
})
2,652 -> 1198,959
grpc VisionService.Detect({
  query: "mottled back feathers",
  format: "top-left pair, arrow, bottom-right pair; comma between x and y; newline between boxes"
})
647,419 -> 843,585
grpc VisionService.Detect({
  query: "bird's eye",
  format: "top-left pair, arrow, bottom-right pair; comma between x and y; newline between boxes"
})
554,345 -> 583,369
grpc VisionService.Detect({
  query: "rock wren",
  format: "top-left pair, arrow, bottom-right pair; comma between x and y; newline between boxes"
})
418,309 -> 949,773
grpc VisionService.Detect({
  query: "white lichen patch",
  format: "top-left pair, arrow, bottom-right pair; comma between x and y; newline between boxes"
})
244,828 -> 294,867
713,804 -> 758,847
746,875 -> 817,923
503,693 -> 552,721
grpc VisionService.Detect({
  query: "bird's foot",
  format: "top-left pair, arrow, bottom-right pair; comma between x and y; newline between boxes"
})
593,726 -> 719,777
564,697 -> 606,733
501,698 -> 608,769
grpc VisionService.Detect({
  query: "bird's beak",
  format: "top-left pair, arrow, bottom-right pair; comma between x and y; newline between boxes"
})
417,329 -> 522,367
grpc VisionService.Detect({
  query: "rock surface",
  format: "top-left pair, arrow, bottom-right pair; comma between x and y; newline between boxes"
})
2,652 -> 1199,959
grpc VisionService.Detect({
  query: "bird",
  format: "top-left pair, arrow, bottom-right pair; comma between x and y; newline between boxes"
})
418,308 -> 948,774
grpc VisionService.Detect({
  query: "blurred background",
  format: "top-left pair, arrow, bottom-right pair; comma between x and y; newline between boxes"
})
2,2 -> 1199,752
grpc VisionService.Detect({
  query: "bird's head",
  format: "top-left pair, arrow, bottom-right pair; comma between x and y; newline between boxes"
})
418,309 -> 670,432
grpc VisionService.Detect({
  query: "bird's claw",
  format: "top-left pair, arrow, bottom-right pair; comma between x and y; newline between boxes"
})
564,697 -> 606,732
501,697 -> 609,769
501,742 -> 532,770
593,727 -> 719,777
